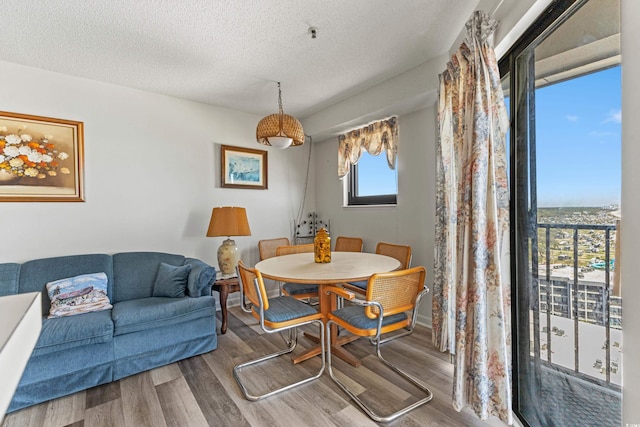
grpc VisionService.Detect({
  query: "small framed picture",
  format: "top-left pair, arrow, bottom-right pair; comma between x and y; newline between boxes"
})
221,145 -> 268,190
0,111 -> 84,202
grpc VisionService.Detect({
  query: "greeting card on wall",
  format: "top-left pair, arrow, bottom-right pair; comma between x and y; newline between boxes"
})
0,111 -> 84,202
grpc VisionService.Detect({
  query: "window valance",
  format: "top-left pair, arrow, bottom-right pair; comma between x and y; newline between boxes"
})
337,117 -> 398,178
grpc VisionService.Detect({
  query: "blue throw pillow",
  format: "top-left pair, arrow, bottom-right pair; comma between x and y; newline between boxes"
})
153,262 -> 191,298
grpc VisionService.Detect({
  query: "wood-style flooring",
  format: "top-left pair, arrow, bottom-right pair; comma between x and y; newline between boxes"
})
2,307 -> 508,427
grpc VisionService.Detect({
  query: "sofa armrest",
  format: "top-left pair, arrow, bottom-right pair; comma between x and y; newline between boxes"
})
184,258 -> 216,297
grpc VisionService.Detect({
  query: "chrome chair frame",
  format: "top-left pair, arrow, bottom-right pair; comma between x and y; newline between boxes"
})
325,269 -> 432,423
233,262 -> 325,401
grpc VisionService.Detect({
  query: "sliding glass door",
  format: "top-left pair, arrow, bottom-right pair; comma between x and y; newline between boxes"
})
502,1 -> 622,425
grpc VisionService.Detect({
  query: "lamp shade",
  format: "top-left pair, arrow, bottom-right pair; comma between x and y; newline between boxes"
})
256,113 -> 305,148
206,207 -> 251,238
256,82 -> 305,148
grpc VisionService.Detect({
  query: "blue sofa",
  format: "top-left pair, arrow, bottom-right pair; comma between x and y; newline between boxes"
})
0,251 -> 217,413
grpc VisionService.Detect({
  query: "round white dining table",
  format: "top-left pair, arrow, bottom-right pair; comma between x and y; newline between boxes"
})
255,251 -> 401,367
255,251 -> 401,285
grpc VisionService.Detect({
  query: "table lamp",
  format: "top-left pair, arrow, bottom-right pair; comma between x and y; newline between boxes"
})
206,207 -> 251,275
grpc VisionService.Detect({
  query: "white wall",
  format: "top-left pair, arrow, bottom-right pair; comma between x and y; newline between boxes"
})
0,61 -> 314,295
312,107 -> 436,325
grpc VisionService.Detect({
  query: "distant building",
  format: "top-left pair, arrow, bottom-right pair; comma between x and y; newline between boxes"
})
538,276 -> 622,329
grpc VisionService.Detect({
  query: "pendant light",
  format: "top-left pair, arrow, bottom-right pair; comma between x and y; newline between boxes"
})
256,82 -> 305,149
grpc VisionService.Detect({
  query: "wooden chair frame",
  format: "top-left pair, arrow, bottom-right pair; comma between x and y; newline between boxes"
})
234,261 -> 325,401
325,267 -> 432,422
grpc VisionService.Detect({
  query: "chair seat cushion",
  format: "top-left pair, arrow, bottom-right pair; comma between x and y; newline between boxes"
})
256,296 -> 318,323
347,280 -> 367,290
33,309 -> 114,357
112,296 -> 215,335
331,305 -> 407,330
282,283 -> 318,295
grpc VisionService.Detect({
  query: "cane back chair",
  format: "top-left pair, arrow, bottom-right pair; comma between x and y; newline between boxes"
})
325,266 -> 432,422
258,237 -> 290,261
276,243 -> 319,301
233,261 -> 325,401
257,237 -> 291,297
334,236 -> 364,252
343,242 -> 412,295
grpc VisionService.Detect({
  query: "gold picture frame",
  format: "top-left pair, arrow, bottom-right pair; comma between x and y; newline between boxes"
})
221,145 -> 268,190
0,111 -> 84,202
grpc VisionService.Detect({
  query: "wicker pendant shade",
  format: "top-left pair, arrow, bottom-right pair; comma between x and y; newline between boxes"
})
256,82 -> 305,148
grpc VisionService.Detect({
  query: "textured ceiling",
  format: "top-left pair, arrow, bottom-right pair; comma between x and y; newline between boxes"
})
0,0 -> 476,119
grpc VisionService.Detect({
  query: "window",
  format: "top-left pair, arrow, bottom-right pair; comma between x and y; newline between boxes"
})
347,151 -> 397,206
338,117 -> 398,206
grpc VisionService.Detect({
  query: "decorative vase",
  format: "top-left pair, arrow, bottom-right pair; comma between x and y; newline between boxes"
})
217,238 -> 240,275
314,228 -> 331,263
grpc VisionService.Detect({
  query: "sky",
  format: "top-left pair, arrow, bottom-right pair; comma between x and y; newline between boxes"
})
357,151 -> 397,196
356,66 -> 621,205
535,66 -> 621,207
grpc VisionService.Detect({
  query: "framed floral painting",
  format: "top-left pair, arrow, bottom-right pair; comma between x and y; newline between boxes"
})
221,145 -> 267,189
0,111 -> 84,202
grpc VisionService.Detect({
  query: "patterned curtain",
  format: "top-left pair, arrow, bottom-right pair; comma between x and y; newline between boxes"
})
433,11 -> 512,425
337,117 -> 398,178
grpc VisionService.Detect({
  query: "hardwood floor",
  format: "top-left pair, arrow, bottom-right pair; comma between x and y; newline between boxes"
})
2,307 -> 508,427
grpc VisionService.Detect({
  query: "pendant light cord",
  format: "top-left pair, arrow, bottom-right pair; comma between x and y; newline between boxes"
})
295,135 -> 312,241
277,82 -> 284,114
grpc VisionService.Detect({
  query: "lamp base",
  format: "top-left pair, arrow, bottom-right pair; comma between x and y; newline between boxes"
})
217,238 -> 239,275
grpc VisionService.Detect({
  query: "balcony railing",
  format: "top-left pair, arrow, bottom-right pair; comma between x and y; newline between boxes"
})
533,222 -> 620,389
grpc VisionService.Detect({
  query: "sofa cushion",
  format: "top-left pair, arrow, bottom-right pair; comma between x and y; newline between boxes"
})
111,296 -> 216,335
152,263 -> 191,298
46,272 -> 113,318
112,252 -> 186,302
33,309 -> 114,357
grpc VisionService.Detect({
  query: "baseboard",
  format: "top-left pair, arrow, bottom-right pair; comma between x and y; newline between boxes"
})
416,313 -> 432,330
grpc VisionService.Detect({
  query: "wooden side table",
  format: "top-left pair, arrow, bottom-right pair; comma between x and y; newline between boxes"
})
211,276 -> 240,334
